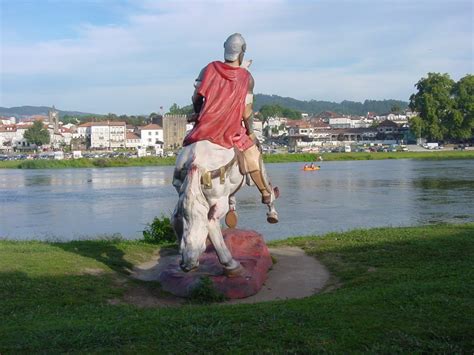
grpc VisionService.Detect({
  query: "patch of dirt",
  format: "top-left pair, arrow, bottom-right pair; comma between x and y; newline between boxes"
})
81,268 -> 105,276
226,247 -> 331,304
122,284 -> 184,308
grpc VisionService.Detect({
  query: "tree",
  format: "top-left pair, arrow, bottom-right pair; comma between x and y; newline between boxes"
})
61,115 -> 80,124
449,74 -> 474,141
167,103 -> 193,115
409,73 -> 455,141
24,121 -> 50,147
409,116 -> 424,140
259,104 -> 302,121
390,104 -> 402,113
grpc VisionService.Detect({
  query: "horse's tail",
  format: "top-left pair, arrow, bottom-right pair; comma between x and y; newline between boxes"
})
177,164 -> 209,263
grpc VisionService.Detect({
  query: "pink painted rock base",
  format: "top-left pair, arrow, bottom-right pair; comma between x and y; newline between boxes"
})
158,229 -> 273,299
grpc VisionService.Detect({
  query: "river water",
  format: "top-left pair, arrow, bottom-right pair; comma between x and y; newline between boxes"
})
1,159 -> 473,241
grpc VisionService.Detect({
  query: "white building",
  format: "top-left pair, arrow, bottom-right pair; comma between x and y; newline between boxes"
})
1,117 -> 16,125
139,124 -> 164,149
77,121 -> 126,149
264,117 -> 288,137
253,119 -> 264,141
329,117 -> 352,129
0,125 -> 20,151
15,124 -> 37,150
126,132 -> 141,149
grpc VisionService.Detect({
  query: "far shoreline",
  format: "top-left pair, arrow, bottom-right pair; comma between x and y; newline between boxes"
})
0,150 -> 473,169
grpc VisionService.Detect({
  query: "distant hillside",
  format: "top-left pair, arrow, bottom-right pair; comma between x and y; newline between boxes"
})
254,94 -> 409,116
0,106 -> 95,118
2,95 -> 410,119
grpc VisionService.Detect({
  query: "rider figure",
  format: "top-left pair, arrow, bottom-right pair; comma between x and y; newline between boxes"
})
183,33 -> 278,223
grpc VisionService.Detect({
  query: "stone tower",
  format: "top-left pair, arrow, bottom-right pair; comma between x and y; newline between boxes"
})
49,105 -> 59,134
163,114 -> 188,150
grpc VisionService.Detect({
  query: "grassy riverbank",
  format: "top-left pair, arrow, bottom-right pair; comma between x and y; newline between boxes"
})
1,223 -> 472,352
0,150 -> 473,169
0,156 -> 176,169
263,150 -> 474,163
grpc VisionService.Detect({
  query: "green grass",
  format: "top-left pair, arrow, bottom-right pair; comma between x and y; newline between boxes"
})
2,150 -> 473,169
263,150 -> 474,163
1,223 -> 473,352
0,156 -> 177,169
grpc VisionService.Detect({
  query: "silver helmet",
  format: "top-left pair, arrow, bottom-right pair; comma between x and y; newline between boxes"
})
223,33 -> 246,61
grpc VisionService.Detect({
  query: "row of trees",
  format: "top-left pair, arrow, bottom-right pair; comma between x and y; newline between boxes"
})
61,104 -> 194,127
254,94 -> 409,116
409,73 -> 473,142
258,104 -> 302,120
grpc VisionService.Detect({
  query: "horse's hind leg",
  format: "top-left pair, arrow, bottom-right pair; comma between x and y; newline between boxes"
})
208,220 -> 241,274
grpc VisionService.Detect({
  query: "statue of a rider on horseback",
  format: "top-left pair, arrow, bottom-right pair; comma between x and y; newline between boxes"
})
172,33 -> 279,275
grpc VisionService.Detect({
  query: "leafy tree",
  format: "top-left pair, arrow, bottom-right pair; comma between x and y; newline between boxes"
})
259,104 -> 302,121
167,103 -> 193,115
409,116 -> 424,139
370,120 -> 380,128
60,115 -> 80,124
390,104 -> 402,113
24,121 -> 50,147
449,74 -> 474,141
409,73 -> 455,141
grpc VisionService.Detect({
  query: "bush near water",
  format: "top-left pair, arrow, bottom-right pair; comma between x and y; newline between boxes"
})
142,215 -> 176,245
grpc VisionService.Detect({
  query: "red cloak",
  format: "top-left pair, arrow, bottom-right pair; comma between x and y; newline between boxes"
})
183,61 -> 253,150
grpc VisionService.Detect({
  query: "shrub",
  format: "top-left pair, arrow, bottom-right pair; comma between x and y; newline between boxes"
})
92,158 -> 109,168
142,215 -> 176,244
188,277 -> 227,304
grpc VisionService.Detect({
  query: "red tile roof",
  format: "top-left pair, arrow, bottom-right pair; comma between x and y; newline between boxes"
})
126,132 -> 140,140
0,125 -> 17,132
286,120 -> 310,128
378,120 -> 399,127
140,124 -> 162,130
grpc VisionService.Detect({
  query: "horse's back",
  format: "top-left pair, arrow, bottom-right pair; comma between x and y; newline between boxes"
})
176,140 -> 235,172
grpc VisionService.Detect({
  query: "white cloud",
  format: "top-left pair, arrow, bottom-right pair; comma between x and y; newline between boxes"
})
1,0 -> 472,113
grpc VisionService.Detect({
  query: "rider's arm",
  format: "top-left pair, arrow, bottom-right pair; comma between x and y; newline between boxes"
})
243,74 -> 254,134
190,67 -> 206,121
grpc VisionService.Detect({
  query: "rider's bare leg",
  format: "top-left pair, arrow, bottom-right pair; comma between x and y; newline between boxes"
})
242,144 -> 279,223
249,170 -> 272,203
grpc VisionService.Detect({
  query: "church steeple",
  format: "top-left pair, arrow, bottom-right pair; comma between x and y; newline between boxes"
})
49,105 -> 59,134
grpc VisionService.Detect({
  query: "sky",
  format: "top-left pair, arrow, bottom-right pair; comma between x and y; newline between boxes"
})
1,0 -> 473,115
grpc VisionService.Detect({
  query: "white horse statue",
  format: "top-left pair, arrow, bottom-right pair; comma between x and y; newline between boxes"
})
171,140 -> 278,275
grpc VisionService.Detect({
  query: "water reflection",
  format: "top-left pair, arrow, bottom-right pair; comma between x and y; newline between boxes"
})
0,160 -> 473,241
412,178 -> 474,190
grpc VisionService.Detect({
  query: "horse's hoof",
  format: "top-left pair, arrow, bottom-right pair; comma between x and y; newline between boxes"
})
225,210 -> 238,228
180,263 -> 198,273
267,211 -> 279,224
224,264 -> 244,278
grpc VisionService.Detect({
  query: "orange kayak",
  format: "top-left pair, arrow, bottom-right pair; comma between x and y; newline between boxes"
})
303,166 -> 320,171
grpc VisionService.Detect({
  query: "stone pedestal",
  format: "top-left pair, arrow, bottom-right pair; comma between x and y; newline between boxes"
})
158,229 -> 273,299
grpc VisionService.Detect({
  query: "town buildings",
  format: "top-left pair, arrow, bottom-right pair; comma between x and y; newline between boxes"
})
0,107 -> 418,154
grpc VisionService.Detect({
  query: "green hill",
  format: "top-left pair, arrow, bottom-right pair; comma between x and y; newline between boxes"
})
0,106 -> 94,118
254,94 -> 408,116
